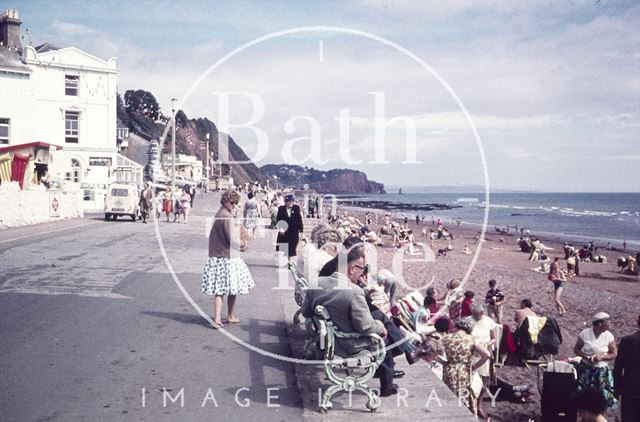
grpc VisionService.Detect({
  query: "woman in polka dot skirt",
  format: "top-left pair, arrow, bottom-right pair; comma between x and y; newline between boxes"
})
202,189 -> 255,327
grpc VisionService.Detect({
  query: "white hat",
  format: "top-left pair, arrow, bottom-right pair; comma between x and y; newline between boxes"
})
592,312 -> 610,322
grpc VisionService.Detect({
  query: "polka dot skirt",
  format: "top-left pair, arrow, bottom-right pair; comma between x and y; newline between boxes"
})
202,257 -> 255,296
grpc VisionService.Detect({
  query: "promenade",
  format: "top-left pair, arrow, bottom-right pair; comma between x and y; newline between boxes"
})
0,191 -> 475,421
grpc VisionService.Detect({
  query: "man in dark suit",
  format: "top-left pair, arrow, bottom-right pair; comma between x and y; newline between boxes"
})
301,244 -> 399,397
138,182 -> 153,223
275,194 -> 304,260
614,314 -> 640,422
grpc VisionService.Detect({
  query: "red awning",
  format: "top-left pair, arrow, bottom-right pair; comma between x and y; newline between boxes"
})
0,142 -> 63,153
11,153 -> 31,189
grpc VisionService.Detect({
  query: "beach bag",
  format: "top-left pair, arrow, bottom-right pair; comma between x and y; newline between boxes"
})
488,377 -> 533,403
538,361 -> 577,421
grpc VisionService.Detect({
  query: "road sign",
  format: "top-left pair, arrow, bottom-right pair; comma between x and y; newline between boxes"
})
49,193 -> 60,217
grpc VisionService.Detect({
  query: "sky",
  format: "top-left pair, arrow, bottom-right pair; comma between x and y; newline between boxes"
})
10,0 -> 640,192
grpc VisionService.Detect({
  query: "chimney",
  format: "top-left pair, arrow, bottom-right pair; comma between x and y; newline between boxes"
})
0,9 -> 22,52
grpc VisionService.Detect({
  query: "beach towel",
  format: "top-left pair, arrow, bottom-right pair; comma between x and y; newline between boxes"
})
527,315 -> 547,344
502,325 -> 517,354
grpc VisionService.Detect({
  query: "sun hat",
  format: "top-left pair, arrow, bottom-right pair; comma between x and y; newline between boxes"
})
592,312 -> 610,322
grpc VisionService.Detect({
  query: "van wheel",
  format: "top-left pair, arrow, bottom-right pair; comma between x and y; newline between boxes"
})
112,214 -> 117,220
105,213 -> 111,221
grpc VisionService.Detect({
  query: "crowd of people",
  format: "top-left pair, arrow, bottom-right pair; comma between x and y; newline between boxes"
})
198,186 -> 639,421
137,183 -> 197,224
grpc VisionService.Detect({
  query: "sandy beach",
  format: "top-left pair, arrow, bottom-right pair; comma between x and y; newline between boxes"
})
330,208 -> 639,421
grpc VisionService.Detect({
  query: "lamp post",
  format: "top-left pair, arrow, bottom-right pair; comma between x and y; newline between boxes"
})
170,97 -> 177,189
205,133 -> 210,181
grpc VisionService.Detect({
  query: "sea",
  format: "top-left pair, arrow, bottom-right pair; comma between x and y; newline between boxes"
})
336,192 -> 640,250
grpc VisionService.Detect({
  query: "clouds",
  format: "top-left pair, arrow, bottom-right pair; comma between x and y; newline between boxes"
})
16,0 -> 639,191
49,21 -> 101,37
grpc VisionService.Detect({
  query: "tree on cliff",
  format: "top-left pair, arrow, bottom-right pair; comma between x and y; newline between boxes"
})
116,93 -> 131,127
124,90 -> 160,120
117,87 -> 266,185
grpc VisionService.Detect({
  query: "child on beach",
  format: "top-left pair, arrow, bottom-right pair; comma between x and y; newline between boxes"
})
424,287 -> 441,311
567,254 -> 576,277
485,279 -> 505,324
548,257 -> 567,316
414,297 -> 436,335
441,280 -> 464,325
460,290 -> 475,318
441,279 -> 462,304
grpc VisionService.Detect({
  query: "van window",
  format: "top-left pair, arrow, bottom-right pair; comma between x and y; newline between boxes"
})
111,188 -> 129,197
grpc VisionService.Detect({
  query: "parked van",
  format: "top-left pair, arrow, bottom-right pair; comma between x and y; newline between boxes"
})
104,182 -> 140,221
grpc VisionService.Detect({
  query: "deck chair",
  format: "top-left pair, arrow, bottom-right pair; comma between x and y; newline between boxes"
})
537,361 -> 577,421
390,290 -> 425,333
493,324 -> 508,368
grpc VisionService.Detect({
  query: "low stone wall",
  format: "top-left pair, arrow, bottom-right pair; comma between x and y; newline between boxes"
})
0,181 -> 84,229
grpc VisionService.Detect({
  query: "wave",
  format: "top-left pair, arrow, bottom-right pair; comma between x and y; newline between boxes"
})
478,203 -> 511,209
337,193 -> 640,248
448,200 -> 632,219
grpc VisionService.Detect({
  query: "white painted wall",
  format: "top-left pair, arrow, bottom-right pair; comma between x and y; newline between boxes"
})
1,46 -> 118,188
0,181 -> 84,228
0,71 -> 30,145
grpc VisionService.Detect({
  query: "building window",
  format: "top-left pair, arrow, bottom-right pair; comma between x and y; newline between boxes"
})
65,75 -> 79,96
0,118 -> 9,144
65,111 -> 79,143
66,158 -> 81,183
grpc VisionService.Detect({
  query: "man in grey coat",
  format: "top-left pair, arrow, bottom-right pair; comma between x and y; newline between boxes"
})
301,244 -> 398,396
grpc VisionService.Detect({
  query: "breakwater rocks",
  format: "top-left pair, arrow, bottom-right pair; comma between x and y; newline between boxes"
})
339,198 -> 461,212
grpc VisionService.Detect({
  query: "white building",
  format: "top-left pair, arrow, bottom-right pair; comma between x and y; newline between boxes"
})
162,152 -> 204,182
0,9 -> 123,193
